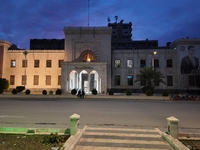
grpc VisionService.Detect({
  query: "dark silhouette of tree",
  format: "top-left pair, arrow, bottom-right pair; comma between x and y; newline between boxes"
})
134,67 -> 165,92
0,78 -> 9,94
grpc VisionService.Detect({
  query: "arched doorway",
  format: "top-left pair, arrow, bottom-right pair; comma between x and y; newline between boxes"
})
68,69 -> 99,93
69,70 -> 78,90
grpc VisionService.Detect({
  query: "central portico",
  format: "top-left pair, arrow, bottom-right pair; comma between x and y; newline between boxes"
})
61,26 -> 112,93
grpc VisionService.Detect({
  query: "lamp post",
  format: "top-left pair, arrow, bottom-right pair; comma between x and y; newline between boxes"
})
23,50 -> 28,87
151,51 -> 157,69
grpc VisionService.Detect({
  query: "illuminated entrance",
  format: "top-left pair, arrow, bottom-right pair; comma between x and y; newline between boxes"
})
69,69 -> 99,93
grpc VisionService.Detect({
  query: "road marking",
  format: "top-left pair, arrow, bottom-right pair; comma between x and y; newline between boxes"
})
0,115 -> 25,118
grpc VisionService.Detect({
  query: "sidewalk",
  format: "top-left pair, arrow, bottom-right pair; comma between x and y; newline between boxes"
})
0,92 -> 170,101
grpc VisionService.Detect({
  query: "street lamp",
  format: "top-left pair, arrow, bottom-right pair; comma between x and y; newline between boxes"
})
23,50 -> 28,87
151,51 -> 157,69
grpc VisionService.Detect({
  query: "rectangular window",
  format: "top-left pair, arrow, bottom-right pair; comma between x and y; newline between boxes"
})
22,75 -> 27,85
127,60 -> 133,68
33,75 -> 39,85
46,60 -> 51,68
167,59 -> 172,68
114,75 -> 120,85
196,75 -> 200,87
10,75 -> 15,85
115,60 -> 120,67
22,60 -> 27,68
58,60 -> 64,68
140,59 -> 146,68
11,60 -> 16,68
127,75 -> 133,86
189,75 -> 195,86
167,75 -> 173,86
34,60 -> 40,68
46,75 -> 51,85
154,59 -> 159,68
58,75 -> 61,85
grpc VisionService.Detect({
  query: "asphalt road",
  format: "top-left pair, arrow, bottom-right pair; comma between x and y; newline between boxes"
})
0,98 -> 200,132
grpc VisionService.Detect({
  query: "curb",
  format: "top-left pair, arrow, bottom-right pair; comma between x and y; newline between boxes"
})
162,132 -> 189,150
61,125 -> 87,150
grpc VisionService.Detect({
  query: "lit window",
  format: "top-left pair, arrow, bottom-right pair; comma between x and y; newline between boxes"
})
115,60 -> 120,67
127,60 -> 133,68
11,60 -> 16,68
83,53 -> 94,62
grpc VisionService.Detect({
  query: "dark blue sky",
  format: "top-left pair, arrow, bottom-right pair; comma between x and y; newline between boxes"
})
1,0 -> 200,49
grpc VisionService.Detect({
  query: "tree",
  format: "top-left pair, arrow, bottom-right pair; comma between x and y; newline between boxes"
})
134,67 -> 165,93
0,78 -> 10,94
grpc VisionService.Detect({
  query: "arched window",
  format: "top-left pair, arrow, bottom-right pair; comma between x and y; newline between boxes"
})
83,53 -> 94,62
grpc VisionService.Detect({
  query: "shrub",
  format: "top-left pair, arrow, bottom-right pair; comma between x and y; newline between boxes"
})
42,132 -> 68,145
162,91 -> 168,96
0,89 -> 3,94
146,90 -> 153,96
0,78 -> 9,94
142,86 -> 154,94
56,89 -> 62,95
49,90 -> 53,95
12,89 -> 17,94
42,90 -> 47,95
16,86 -> 25,93
25,89 -> 31,95
126,90 -> 132,95
92,89 -> 97,95
71,89 -> 77,95
108,89 -> 114,95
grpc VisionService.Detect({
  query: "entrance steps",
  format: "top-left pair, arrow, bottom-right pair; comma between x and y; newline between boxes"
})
74,127 -> 174,150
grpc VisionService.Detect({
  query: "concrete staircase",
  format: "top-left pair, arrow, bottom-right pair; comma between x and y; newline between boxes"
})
75,127 -> 174,150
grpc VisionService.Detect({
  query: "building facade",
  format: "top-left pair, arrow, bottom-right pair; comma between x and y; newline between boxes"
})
0,22 -> 200,94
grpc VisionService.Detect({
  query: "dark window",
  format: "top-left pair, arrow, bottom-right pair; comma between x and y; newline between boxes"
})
167,76 -> 173,86
11,60 -> 16,68
58,60 -> 64,68
46,60 -> 51,68
10,75 -> 15,85
33,75 -> 39,85
58,75 -> 61,85
196,75 -> 200,87
140,59 -> 146,68
167,59 -> 172,68
114,75 -> 120,85
34,60 -> 40,68
22,75 -> 27,85
154,59 -> 159,68
22,60 -> 27,68
189,75 -> 195,86
127,75 -> 133,86
46,75 -> 51,85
